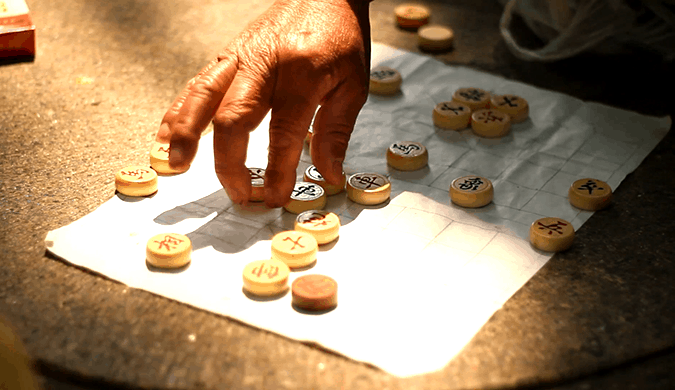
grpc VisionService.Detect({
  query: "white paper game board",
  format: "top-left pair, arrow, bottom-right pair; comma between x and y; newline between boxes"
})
45,43 -> 671,377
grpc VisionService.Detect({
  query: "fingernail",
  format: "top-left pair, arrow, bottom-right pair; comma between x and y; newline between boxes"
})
169,145 -> 183,166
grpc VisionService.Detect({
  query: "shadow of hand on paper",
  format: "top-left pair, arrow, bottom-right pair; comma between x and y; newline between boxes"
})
152,188 -> 285,255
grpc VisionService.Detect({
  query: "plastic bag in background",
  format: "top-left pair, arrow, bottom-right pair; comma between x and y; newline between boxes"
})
498,0 -> 675,61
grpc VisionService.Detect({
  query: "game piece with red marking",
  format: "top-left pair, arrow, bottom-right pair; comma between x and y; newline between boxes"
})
115,165 -> 158,197
271,231 -> 318,269
146,233 -> 192,268
242,259 -> 290,296
294,210 -> 340,245
150,142 -> 188,174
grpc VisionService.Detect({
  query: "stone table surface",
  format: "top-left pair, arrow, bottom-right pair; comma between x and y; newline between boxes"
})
1,0 -> 674,389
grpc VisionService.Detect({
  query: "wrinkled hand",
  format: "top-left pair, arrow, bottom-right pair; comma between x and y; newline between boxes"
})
156,0 -> 371,208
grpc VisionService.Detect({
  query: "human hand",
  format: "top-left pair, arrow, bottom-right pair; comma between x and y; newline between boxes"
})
156,0 -> 371,208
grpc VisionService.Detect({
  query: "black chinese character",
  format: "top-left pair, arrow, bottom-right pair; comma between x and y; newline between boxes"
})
458,177 -> 483,191
577,179 -> 603,195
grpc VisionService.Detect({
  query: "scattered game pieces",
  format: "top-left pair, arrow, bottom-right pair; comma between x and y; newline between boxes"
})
418,24 -> 454,51
149,142 -> 188,174
303,165 -> 346,196
449,175 -> 493,208
248,167 -> 266,202
346,173 -> 392,206
284,182 -> 326,214
114,165 -> 158,197
146,233 -> 192,268
271,231 -> 318,269
369,66 -> 402,96
490,94 -> 529,123
292,274 -> 338,311
432,101 -> 471,130
394,4 -> 430,29
471,109 -> 511,138
452,87 -> 490,111
386,141 -> 429,171
568,178 -> 613,211
242,259 -> 290,297
529,217 -> 575,252
295,210 -> 341,245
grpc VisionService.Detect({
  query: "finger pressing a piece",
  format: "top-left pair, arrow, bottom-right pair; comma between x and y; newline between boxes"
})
164,55 -> 239,170
266,98 -> 319,209
213,71 -> 275,205
156,58 -> 221,144
311,75 -> 368,185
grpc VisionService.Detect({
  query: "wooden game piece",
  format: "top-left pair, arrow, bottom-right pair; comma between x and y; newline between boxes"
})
529,217 -> 575,252
369,66 -> 402,96
394,4 -> 430,29
303,165 -> 346,196
146,233 -> 192,268
283,182 -> 326,214
490,94 -> 529,123
568,178 -> 613,211
149,142 -> 188,174
248,167 -> 265,202
295,210 -> 340,245
115,165 -> 158,197
452,87 -> 491,111
450,175 -> 493,208
386,141 -> 429,171
471,109 -> 511,138
292,274 -> 338,311
271,231 -> 318,269
346,173 -> 392,206
242,259 -> 290,297
432,101 -> 471,130
418,25 -> 454,51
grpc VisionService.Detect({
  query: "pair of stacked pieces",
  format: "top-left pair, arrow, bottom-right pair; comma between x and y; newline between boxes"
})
394,3 -> 454,52
114,142 -> 193,269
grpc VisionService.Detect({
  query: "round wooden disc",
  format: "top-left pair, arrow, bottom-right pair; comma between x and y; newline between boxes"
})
292,274 -> 338,311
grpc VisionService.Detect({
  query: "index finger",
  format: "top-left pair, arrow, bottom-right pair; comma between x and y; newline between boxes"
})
167,55 -> 240,170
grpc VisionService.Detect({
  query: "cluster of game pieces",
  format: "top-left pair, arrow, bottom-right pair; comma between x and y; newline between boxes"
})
394,3 -> 454,52
366,65 -> 615,252
242,211 -> 340,312
114,142 -> 187,197
115,65 -> 614,311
